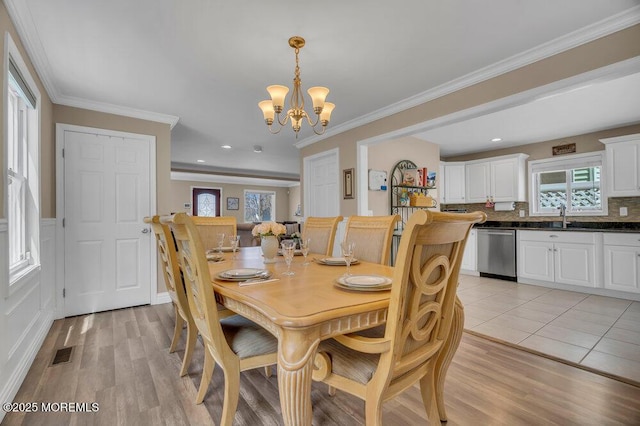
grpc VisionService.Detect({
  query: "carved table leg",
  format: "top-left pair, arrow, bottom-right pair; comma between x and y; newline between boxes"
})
277,328 -> 320,426
434,296 -> 465,422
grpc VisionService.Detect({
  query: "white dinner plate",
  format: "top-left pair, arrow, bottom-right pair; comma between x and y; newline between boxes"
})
317,257 -> 360,266
334,281 -> 392,292
343,275 -> 392,287
221,268 -> 266,278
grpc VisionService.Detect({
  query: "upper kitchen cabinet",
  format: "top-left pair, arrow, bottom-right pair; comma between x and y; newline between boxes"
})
601,134 -> 640,197
440,162 -> 466,204
465,154 -> 529,203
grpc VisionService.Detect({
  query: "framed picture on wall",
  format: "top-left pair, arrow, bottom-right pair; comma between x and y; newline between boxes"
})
343,168 -> 354,199
227,197 -> 239,210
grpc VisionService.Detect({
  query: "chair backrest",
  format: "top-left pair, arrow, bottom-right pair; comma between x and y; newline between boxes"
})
302,216 -> 343,256
163,213 -> 235,361
343,215 -> 399,265
144,215 -> 190,318
191,216 -> 237,250
378,210 -> 486,389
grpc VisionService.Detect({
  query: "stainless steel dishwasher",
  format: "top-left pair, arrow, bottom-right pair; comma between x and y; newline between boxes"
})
477,228 -> 517,281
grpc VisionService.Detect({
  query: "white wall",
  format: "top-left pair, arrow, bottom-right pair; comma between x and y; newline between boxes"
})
0,219 -> 56,422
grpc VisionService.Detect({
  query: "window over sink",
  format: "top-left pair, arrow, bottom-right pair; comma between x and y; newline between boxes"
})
529,152 -> 607,217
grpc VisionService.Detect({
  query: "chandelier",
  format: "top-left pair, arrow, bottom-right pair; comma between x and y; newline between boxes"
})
258,36 -> 335,137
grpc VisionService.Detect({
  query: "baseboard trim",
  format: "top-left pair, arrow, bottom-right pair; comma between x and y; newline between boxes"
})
0,310 -> 54,422
153,292 -> 171,305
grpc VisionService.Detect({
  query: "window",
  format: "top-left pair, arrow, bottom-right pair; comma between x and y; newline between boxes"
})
244,190 -> 275,222
529,152 -> 607,216
5,33 -> 40,288
192,187 -> 221,216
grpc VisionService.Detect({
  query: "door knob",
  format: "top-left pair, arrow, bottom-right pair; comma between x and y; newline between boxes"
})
142,228 -> 150,234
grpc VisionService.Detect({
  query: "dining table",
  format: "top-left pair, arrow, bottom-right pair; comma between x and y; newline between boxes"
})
208,246 -> 465,426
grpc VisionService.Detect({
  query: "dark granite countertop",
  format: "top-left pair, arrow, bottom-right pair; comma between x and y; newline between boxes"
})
475,221 -> 640,232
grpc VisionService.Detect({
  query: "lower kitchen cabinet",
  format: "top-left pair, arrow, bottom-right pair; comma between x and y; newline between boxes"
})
603,233 -> 640,293
460,228 -> 477,273
518,231 -> 598,288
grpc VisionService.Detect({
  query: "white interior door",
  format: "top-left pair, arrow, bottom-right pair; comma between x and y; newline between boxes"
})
62,128 -> 154,316
304,149 -> 340,217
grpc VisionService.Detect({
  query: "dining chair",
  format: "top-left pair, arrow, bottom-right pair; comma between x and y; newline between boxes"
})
145,216 -> 235,377
162,213 -> 278,425
145,215 -> 198,377
301,216 -> 344,256
312,209 -> 486,425
191,216 -> 237,249
343,215 -> 400,265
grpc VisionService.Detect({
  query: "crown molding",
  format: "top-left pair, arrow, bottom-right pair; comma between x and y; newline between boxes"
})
56,95 -> 180,128
4,0 -> 179,129
171,171 -> 300,188
295,5 -> 640,149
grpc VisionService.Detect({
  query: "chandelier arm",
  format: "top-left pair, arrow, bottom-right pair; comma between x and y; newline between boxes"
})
304,112 -> 320,128
275,111 -> 290,127
267,124 -> 283,135
311,125 -> 327,136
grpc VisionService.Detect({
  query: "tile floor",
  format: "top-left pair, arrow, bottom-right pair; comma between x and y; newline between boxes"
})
458,274 -> 640,384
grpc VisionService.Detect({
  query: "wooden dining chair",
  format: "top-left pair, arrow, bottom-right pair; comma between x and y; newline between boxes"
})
145,215 -> 198,377
191,216 -> 237,249
312,210 -> 486,425
145,215 -> 235,377
302,216 -> 343,256
343,215 -> 400,265
163,213 -> 278,425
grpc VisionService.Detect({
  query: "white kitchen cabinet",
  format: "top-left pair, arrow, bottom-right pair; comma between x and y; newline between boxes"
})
465,154 -> 528,203
441,162 -> 466,204
518,231 -> 598,288
601,134 -> 640,197
603,233 -> 640,293
460,228 -> 477,273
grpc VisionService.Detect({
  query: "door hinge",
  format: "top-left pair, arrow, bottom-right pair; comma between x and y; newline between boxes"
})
62,148 -> 65,158
63,288 -> 66,298
62,218 -> 65,227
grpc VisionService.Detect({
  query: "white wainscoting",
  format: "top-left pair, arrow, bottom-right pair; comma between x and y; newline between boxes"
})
0,219 -> 56,422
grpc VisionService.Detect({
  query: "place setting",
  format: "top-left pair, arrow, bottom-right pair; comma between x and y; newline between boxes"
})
334,274 -> 393,292
214,268 -> 280,286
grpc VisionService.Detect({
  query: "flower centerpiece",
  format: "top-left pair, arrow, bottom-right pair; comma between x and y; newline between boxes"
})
252,222 -> 287,263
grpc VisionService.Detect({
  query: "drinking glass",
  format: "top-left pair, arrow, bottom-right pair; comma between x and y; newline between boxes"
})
281,240 -> 295,276
216,232 -> 226,255
228,234 -> 239,259
300,238 -> 311,265
340,241 -> 356,277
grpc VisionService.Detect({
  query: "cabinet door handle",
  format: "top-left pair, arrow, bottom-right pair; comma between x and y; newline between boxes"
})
548,248 -> 553,252
549,235 -> 559,238
554,248 -> 558,252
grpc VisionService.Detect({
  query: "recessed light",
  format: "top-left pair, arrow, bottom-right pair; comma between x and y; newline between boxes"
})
253,145 -> 263,153
196,159 -> 205,163
221,145 -> 232,149
491,138 -> 502,142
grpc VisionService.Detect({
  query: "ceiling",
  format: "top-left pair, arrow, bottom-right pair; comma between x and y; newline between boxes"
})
6,1 -> 640,180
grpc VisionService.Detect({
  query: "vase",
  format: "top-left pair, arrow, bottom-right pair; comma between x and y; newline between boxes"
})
261,235 -> 279,264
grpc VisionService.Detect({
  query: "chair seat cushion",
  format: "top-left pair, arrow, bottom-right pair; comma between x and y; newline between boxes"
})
317,325 -> 385,384
221,315 -> 278,359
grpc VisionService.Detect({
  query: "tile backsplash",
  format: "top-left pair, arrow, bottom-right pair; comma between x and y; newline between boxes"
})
442,197 -> 640,222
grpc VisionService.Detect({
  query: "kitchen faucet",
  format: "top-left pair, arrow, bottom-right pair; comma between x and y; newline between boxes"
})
559,204 -> 571,229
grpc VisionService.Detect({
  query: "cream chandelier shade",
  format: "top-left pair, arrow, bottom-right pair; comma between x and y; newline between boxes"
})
258,36 -> 335,137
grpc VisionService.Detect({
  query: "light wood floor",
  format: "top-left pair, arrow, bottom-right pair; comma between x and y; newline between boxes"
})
3,303 -> 640,425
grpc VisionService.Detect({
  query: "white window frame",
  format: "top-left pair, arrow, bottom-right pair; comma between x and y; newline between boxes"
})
528,151 -> 608,217
243,189 -> 276,223
4,32 -> 41,295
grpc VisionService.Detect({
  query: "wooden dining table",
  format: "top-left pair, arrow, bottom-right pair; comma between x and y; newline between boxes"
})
208,246 -> 465,426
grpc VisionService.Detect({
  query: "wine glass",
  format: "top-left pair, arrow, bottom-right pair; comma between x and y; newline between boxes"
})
340,241 -> 356,277
281,240 -> 295,276
228,234 -> 239,259
300,238 -> 311,266
216,232 -> 226,255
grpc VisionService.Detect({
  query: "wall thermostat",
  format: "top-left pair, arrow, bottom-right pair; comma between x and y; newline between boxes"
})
368,169 -> 387,191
